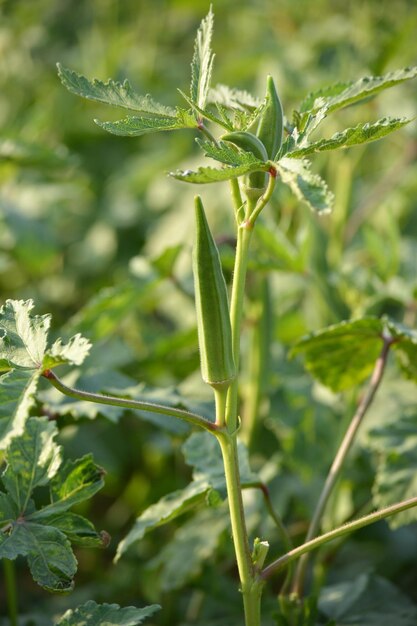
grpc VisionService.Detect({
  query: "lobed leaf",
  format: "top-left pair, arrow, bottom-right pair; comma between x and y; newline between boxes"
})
0,522 -> 77,592
43,333 -> 91,369
39,512 -> 109,547
57,64 -> 176,117
190,7 -> 215,111
0,368 -> 41,450
94,114 -> 190,137
0,300 -> 50,371
196,138 -> 264,166
2,417 -> 61,512
286,117 -> 411,158
56,601 -> 161,626
171,160 -> 268,184
275,158 -> 334,214
300,66 -> 417,116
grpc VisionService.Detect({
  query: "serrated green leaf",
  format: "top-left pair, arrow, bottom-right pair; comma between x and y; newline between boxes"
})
319,573 -> 417,625
370,409 -> 417,528
171,160 -> 267,184
0,300 -> 50,371
196,138 -> 264,166
291,318 -> 384,391
292,318 -> 417,392
301,66 -> 417,116
57,64 -> 176,117
30,454 -> 105,520
208,83 -> 261,111
190,7 -> 215,111
0,368 -> 41,450
2,418 -> 61,512
0,522 -> 76,592
276,158 -> 334,214
150,507 -> 228,591
0,492 -> 18,524
56,601 -> 161,626
115,479 -> 209,561
287,117 -> 411,158
94,115 -> 187,137
38,512 -> 109,547
43,334 -> 91,369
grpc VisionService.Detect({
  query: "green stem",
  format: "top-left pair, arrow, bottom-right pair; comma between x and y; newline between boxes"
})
225,222 -> 254,433
4,559 -> 18,626
261,494 -> 417,580
291,335 -> 393,595
216,431 -> 262,626
42,369 -> 217,433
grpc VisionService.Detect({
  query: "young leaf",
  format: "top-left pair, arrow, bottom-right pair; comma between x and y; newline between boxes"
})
190,7 -> 215,111
208,83 -> 261,111
57,64 -> 176,117
197,138 -> 265,166
370,410 -> 417,528
0,417 -> 106,592
275,157 -> 334,214
0,368 -> 41,450
94,114 -> 192,137
171,160 -> 268,184
56,601 -> 161,626
43,334 -> 92,369
300,66 -> 417,116
286,117 -> 411,158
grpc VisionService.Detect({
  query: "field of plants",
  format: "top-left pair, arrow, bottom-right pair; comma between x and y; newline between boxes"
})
1,1 -> 417,625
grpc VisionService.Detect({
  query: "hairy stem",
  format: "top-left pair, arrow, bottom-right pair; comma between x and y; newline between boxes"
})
42,369 -> 217,433
291,335 -> 393,595
261,495 -> 417,580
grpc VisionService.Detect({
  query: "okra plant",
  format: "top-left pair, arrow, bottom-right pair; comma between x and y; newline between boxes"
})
2,7 -> 417,626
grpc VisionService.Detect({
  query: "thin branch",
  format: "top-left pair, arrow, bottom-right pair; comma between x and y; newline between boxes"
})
42,369 -> 218,433
261,494 -> 417,580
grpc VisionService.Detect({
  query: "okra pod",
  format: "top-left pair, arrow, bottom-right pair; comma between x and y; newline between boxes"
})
256,75 -> 284,160
193,196 -> 236,390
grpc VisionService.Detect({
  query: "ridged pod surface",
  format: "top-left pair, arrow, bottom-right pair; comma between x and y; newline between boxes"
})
193,196 -> 236,389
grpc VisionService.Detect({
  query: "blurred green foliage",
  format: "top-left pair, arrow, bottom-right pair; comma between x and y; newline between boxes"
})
1,1 -> 417,625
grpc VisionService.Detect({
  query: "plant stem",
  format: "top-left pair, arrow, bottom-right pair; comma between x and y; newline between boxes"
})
225,221 -> 253,433
261,494 -> 417,580
4,559 -> 18,626
217,431 -> 262,626
42,369 -> 217,433
291,335 -> 393,595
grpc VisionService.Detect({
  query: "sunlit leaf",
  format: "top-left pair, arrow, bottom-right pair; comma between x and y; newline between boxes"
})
276,158 -> 334,214
208,84 -> 261,111
0,300 -> 50,371
0,368 -> 40,450
300,66 -> 417,116
57,64 -> 176,117
43,334 -> 92,369
196,138 -> 264,166
190,7 -> 215,111
171,160 -> 267,184
94,115 -> 190,137
287,117 -> 411,158
56,601 -> 161,626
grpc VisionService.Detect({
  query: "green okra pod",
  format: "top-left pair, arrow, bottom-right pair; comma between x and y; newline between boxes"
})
221,130 -> 269,196
256,75 -> 284,160
193,196 -> 236,390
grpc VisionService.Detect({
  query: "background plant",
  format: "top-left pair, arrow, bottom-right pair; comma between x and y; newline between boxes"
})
1,2 -> 417,625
